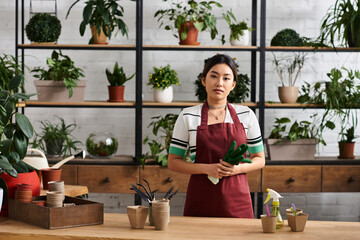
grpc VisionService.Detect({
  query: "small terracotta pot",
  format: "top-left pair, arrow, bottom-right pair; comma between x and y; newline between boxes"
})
338,142 -> 355,159
151,200 -> 170,230
90,25 -> 108,44
260,214 -> 277,233
178,21 -> 200,45
278,86 -> 299,103
108,86 -> 125,102
287,213 -> 309,232
42,168 -> 62,190
127,206 -> 149,229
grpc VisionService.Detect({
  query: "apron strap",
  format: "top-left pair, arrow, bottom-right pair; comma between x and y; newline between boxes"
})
201,101 -> 242,127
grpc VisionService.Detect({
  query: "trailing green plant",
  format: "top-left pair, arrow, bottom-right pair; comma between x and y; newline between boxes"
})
268,115 -> 335,145
0,75 -> 35,178
270,29 -> 303,46
140,114 -> 178,167
31,117 -> 82,157
194,58 -> 250,103
148,64 -> 180,90
105,62 -> 135,86
86,133 -> 118,157
223,9 -> 254,42
271,52 -> 307,87
66,0 -> 134,43
32,50 -> 85,98
154,0 -> 223,42
0,54 -> 26,93
25,13 -> 61,43
318,0 -> 360,48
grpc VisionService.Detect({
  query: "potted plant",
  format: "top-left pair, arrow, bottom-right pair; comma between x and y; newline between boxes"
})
148,64 -> 180,103
0,75 -> 41,216
32,50 -> 86,102
106,62 -> 135,102
272,52 -> 306,103
31,117 -> 82,157
270,28 -> 303,46
0,54 -> 26,93
265,115 -> 335,160
318,0 -> 360,48
339,125 -> 358,159
287,204 -> 309,232
194,57 -> 250,103
66,0 -> 134,44
140,114 -> 179,167
25,13 -> 61,44
223,9 -> 254,46
154,0 -> 223,45
298,67 -> 360,159
86,131 -> 118,158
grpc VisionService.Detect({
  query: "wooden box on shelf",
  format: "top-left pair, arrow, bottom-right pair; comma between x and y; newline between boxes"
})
8,196 -> 103,229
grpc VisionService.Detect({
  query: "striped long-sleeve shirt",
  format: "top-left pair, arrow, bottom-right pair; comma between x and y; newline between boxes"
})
169,103 -> 264,162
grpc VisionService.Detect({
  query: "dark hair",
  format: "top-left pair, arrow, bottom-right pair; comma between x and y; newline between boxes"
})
201,54 -> 238,82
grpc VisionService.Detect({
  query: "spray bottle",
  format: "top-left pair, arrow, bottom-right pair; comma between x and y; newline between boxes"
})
264,188 -> 284,229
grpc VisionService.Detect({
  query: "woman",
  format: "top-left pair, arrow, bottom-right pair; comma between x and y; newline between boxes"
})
168,54 -> 265,218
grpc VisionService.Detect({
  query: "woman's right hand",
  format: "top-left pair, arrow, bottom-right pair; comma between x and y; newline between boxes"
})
207,163 -> 222,179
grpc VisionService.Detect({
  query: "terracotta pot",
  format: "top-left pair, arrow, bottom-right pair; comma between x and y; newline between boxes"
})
34,80 -> 87,102
90,25 -> 108,44
265,138 -> 318,160
127,205 -> 149,229
260,214 -> 277,233
108,86 -> 125,102
41,168 -> 62,190
338,142 -> 355,159
178,21 -> 200,45
278,86 -> 299,103
287,213 -> 309,232
0,171 -> 41,216
153,86 -> 173,103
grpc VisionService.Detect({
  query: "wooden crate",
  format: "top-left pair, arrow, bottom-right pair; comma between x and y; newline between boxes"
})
8,196 -> 103,229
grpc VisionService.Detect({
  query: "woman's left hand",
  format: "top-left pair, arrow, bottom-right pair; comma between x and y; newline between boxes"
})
217,159 -> 241,177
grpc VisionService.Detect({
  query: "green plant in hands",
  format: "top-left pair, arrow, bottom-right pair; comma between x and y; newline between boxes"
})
32,50 -> 85,98
66,0 -> 134,43
31,117 -> 81,157
140,114 -> 179,167
223,9 -> 254,42
25,13 -> 61,43
148,65 -> 180,90
0,75 -> 35,178
154,0 -> 223,41
0,54 -> 26,93
106,62 -> 135,86
318,0 -> 360,48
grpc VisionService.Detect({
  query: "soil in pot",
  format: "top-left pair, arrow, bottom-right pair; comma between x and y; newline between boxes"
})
178,22 -> 200,45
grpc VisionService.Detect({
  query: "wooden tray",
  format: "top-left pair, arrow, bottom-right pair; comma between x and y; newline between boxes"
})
8,196 -> 103,229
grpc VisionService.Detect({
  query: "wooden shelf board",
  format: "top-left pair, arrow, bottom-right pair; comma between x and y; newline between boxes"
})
264,102 -> 324,107
143,45 -> 259,49
143,101 -> 257,107
266,46 -> 360,51
25,100 -> 136,107
18,44 -> 136,49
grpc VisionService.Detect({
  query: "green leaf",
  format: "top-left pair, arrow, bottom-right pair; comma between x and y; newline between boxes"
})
5,168 -> 18,178
12,93 -> 31,100
0,155 -> 14,170
83,4 -> 93,24
15,112 -> 34,138
4,123 -> 16,139
14,130 -> 28,160
9,75 -> 23,90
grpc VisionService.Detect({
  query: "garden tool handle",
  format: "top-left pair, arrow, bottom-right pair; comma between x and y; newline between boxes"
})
50,155 -> 75,169
26,148 -> 46,160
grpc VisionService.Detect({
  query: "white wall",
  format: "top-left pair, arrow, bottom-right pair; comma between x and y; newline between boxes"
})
1,0 -> 359,221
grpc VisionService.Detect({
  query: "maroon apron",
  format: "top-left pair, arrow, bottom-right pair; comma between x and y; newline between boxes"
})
183,101 -> 254,218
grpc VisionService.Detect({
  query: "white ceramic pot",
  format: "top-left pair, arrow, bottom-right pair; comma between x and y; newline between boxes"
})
230,30 -> 250,46
154,86 -> 173,103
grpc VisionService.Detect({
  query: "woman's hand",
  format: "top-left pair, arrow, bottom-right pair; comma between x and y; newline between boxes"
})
217,159 -> 241,177
206,163 -> 223,179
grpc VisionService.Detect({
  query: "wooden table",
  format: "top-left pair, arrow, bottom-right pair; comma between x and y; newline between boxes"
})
40,185 -> 88,197
0,213 -> 359,240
